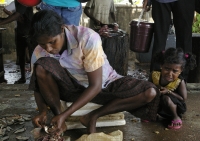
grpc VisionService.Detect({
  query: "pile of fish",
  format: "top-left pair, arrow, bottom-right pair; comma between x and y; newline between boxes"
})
0,114 -> 68,141
0,114 -> 31,141
36,134 -> 64,141
98,23 -> 120,37
32,126 -> 67,141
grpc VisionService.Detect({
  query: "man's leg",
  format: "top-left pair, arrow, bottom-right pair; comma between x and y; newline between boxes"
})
32,63 -> 68,133
172,0 -> 195,53
151,1 -> 172,71
62,4 -> 82,26
15,33 -> 26,84
172,0 -> 195,81
80,88 -> 157,133
14,28 -> 19,65
29,57 -> 86,113
35,64 -> 62,115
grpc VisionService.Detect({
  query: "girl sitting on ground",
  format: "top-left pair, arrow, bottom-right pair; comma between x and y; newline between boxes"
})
149,48 -> 196,129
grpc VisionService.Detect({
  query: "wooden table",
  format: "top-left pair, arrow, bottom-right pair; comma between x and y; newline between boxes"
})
0,28 -> 6,83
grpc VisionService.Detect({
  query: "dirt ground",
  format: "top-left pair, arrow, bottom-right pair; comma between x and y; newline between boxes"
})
0,84 -> 200,141
0,54 -> 200,141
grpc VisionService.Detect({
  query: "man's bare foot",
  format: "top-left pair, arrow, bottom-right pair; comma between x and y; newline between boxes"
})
80,114 -> 97,133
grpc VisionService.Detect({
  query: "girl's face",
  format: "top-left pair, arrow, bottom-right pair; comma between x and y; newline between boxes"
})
161,63 -> 182,83
37,32 -> 65,55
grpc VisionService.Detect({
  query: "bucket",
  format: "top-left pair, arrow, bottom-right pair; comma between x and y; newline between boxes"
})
129,10 -> 154,53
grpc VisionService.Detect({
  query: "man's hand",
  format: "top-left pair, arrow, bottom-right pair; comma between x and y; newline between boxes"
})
143,0 -> 151,11
129,0 -> 133,5
50,113 -> 67,136
17,15 -> 24,23
32,112 -> 47,128
94,19 -> 102,26
0,18 -> 5,22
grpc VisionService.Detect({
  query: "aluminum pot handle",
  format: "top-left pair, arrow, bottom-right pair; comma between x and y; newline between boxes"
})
137,9 -> 145,26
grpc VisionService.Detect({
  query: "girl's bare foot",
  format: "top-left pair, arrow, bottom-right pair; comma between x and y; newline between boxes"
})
80,113 -> 97,133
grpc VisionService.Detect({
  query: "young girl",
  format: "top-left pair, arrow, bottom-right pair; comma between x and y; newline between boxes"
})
29,10 -> 160,135
149,48 -> 196,129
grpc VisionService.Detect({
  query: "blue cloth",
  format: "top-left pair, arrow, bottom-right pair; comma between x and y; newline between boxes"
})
40,2 -> 82,26
42,0 -> 80,7
156,0 -> 177,3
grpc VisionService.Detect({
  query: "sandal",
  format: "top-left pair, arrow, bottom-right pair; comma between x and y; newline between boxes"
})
14,78 -> 26,84
168,119 -> 182,129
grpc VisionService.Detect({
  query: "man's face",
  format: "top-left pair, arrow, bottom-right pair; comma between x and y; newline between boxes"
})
37,33 -> 65,55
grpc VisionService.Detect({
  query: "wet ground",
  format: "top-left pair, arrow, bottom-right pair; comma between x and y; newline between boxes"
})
2,53 -> 31,84
0,54 -> 200,141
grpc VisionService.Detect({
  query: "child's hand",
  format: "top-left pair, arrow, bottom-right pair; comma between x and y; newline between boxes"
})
159,87 -> 169,95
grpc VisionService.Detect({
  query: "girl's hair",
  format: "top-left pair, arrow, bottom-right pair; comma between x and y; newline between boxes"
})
153,48 -> 196,70
29,10 -> 64,41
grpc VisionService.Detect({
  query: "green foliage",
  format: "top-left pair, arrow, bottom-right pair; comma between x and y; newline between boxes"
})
192,13 -> 200,33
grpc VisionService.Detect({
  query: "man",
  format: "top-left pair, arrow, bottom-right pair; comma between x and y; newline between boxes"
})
84,0 -> 116,28
196,0 -> 200,14
0,0 -> 34,84
143,0 -> 195,81
39,0 -> 82,25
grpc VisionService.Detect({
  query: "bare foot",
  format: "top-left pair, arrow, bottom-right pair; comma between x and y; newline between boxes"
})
80,113 -> 97,133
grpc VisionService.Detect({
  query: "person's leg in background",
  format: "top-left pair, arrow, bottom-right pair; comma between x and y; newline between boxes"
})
39,2 -> 82,26
14,28 -> 19,65
150,1 -> 172,72
25,48 -> 30,64
61,4 -> 82,26
172,0 -> 195,81
15,32 -> 27,84
26,36 -> 38,71
172,0 -> 195,53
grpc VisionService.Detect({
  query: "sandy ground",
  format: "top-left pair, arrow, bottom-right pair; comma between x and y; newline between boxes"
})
1,53 -> 200,141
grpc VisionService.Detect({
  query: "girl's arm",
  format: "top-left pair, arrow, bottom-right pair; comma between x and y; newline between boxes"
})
176,80 -> 187,101
162,80 -> 187,101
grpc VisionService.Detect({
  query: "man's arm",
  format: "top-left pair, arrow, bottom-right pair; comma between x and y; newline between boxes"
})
84,7 -> 102,25
0,12 -> 21,25
3,8 -> 13,16
143,0 -> 151,11
110,12 -> 116,23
